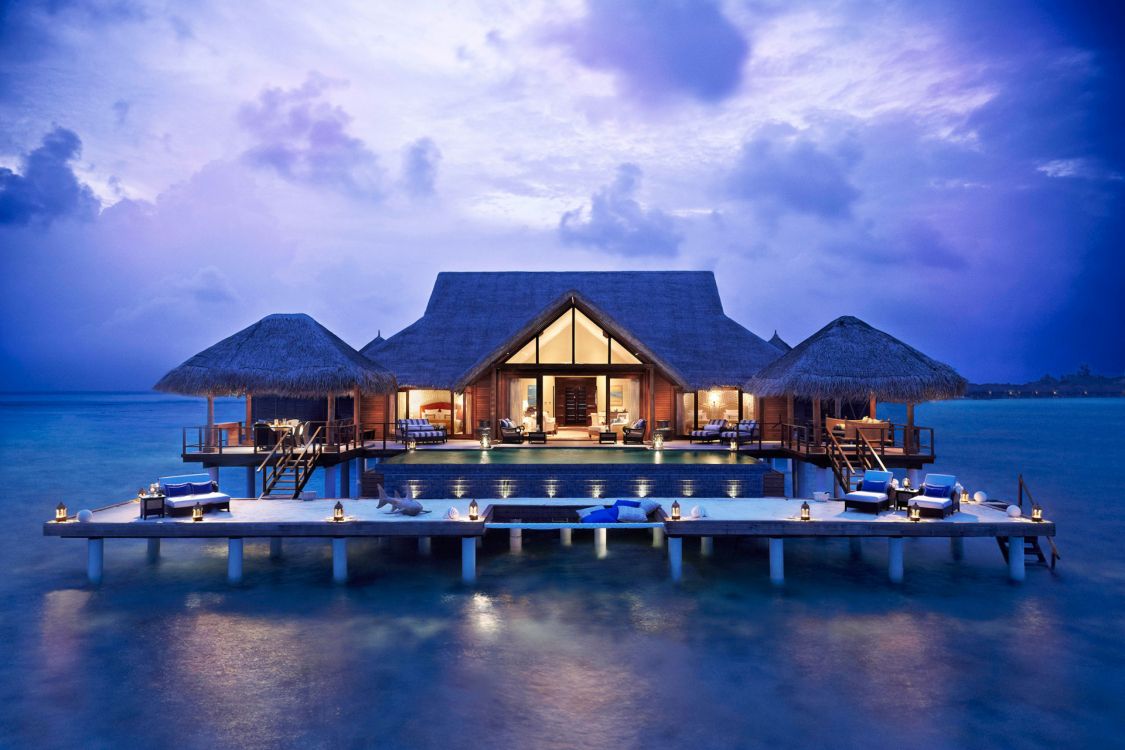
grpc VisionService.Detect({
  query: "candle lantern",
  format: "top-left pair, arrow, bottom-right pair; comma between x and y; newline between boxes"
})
406,438 -> 417,451
1031,503 -> 1043,522
960,489 -> 969,506
479,434 -> 491,450
652,433 -> 664,451
55,502 -> 68,523
800,501 -> 811,521
333,501 -> 345,522
903,476 -> 911,489
909,503 -> 921,522
670,499 -> 681,521
468,498 -> 479,521
192,502 -> 204,522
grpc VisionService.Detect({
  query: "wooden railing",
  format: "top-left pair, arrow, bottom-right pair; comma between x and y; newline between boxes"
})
183,418 -> 362,455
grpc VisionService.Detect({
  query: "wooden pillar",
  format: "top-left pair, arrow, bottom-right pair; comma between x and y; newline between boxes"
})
647,366 -> 655,439
812,398 -> 822,446
490,368 -> 498,435
868,394 -> 877,419
905,402 -> 916,454
786,394 -> 795,425
353,388 -> 362,443
536,375 -> 544,432
206,394 -> 215,448
245,394 -> 253,444
326,392 -> 336,444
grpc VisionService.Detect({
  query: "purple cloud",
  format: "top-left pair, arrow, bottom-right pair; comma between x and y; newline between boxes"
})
0,127 -> 100,226
402,137 -> 441,197
560,163 -> 681,256
727,131 -> 861,220
555,0 -> 749,103
238,73 -> 384,199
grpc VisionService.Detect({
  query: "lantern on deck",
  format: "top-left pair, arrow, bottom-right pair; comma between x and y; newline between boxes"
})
406,438 -> 417,451
728,439 -> 737,452
333,501 -> 345,522
192,502 -> 204,522
670,499 -> 681,521
960,489 -> 969,506
55,502 -> 68,523
652,433 -> 664,451
909,503 -> 921,522
468,498 -> 479,521
1031,503 -> 1043,522
800,501 -> 811,521
479,434 -> 491,450
902,476 -> 911,489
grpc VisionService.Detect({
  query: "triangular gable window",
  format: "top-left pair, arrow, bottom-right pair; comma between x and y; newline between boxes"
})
505,304 -> 641,365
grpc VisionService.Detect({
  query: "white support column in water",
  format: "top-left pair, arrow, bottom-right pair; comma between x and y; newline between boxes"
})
668,537 -> 683,582
208,466 -> 220,483
652,526 -> 664,548
509,528 -> 522,553
461,537 -> 477,583
594,527 -> 608,559
907,468 -> 922,488
418,536 -> 432,556
1008,537 -> 1025,582
324,465 -> 338,498
227,538 -> 243,584
332,538 -> 348,583
700,536 -> 714,557
340,461 -> 351,499
888,538 -> 904,583
353,458 -> 365,498
950,537 -> 964,561
87,538 -> 104,584
769,538 -> 784,585
849,538 -> 863,559
560,528 -> 572,546
269,537 -> 283,559
245,466 -> 256,498
146,538 -> 160,563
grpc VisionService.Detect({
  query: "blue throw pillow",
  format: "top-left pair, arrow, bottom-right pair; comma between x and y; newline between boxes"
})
923,483 -> 949,498
864,480 -> 887,493
164,482 -> 192,498
189,482 -> 213,495
581,507 -> 619,523
613,499 -> 641,508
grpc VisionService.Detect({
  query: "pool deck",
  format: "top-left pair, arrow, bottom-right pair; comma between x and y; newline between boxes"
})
44,496 -> 1055,586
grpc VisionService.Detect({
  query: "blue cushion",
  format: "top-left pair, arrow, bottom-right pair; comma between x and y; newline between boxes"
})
581,507 -> 619,523
863,480 -> 887,493
189,482 -> 213,495
165,482 -> 192,498
613,499 -> 641,508
923,484 -> 949,498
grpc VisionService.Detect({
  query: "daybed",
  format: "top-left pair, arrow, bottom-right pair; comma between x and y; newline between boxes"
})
689,419 -> 727,443
911,473 -> 959,518
721,419 -> 759,445
396,418 -> 448,445
158,473 -> 231,517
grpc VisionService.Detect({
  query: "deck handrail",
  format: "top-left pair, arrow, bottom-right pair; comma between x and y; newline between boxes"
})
257,432 -> 289,473
856,431 -> 888,472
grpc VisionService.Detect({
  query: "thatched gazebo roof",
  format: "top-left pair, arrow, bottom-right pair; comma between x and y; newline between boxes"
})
745,316 -> 966,402
769,330 -> 791,352
155,313 -> 396,397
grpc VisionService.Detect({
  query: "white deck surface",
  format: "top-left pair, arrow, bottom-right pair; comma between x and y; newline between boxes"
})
78,496 -> 1036,528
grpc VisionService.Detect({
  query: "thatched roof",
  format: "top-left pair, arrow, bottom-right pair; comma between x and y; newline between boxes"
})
363,271 -> 780,390
745,316 -> 967,402
769,330 -> 791,352
155,314 -> 396,397
362,330 -> 384,350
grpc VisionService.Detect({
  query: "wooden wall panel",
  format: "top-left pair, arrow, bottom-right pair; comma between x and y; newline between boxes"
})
471,376 -> 491,434
654,376 -> 675,425
760,396 -> 786,440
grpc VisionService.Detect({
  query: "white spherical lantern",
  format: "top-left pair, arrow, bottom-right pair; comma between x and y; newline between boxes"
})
690,505 -> 707,519
973,491 -> 988,503
1006,505 -> 1021,518
444,507 -> 461,520
77,509 -> 93,523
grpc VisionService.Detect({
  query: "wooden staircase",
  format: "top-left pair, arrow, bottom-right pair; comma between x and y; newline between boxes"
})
258,425 -> 323,499
826,432 -> 887,495
995,475 -> 1060,569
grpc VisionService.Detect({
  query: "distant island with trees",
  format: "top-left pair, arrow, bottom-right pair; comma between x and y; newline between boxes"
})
967,365 -> 1125,398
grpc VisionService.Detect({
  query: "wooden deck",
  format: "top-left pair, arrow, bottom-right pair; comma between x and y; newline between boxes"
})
44,495 -> 1055,586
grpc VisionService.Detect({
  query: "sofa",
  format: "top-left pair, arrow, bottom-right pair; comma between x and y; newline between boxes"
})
396,418 -> 448,444
689,419 -> 727,443
158,473 -> 232,517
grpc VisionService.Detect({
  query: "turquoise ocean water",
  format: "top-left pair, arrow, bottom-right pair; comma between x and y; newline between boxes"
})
0,393 -> 1123,749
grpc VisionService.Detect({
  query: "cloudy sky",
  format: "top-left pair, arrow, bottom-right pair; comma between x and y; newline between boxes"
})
1,0 -> 1122,389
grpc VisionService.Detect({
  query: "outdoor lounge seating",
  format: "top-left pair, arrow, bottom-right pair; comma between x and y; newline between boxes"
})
843,469 -> 894,514
158,473 -> 231,517
721,419 -> 759,444
689,419 -> 727,443
396,418 -> 447,445
499,418 -> 524,444
912,473 -> 959,518
622,418 -> 646,444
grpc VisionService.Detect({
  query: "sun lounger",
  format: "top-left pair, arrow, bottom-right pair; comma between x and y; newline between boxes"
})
843,469 -> 894,513
912,473 -> 959,518
689,419 -> 726,443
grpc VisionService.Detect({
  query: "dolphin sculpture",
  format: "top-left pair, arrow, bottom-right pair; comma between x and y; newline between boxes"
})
376,484 -> 429,516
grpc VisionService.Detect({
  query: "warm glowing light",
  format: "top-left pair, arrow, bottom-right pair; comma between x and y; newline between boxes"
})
800,501 -> 811,521
909,503 -> 921,522
709,390 -> 719,406
333,501 -> 345,522
469,498 -> 479,521
590,481 -> 603,499
479,434 -> 491,450
652,433 -> 664,451
406,439 -> 417,451
55,502 -> 67,523
960,489 -> 969,505
680,479 -> 694,497
1031,503 -> 1043,522
726,480 -> 741,498
729,439 -> 737,452
192,503 -> 204,522
635,479 -> 651,498
670,500 -> 681,521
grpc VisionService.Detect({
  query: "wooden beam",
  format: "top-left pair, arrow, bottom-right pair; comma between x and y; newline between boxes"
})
905,402 -> 916,455
869,394 -> 877,419
812,398 -> 822,445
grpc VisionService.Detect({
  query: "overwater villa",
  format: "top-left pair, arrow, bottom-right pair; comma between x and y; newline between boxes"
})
45,271 -> 1058,587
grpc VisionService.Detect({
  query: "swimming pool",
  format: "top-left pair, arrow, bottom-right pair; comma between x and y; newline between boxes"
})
375,448 -> 777,499
382,448 -> 762,466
